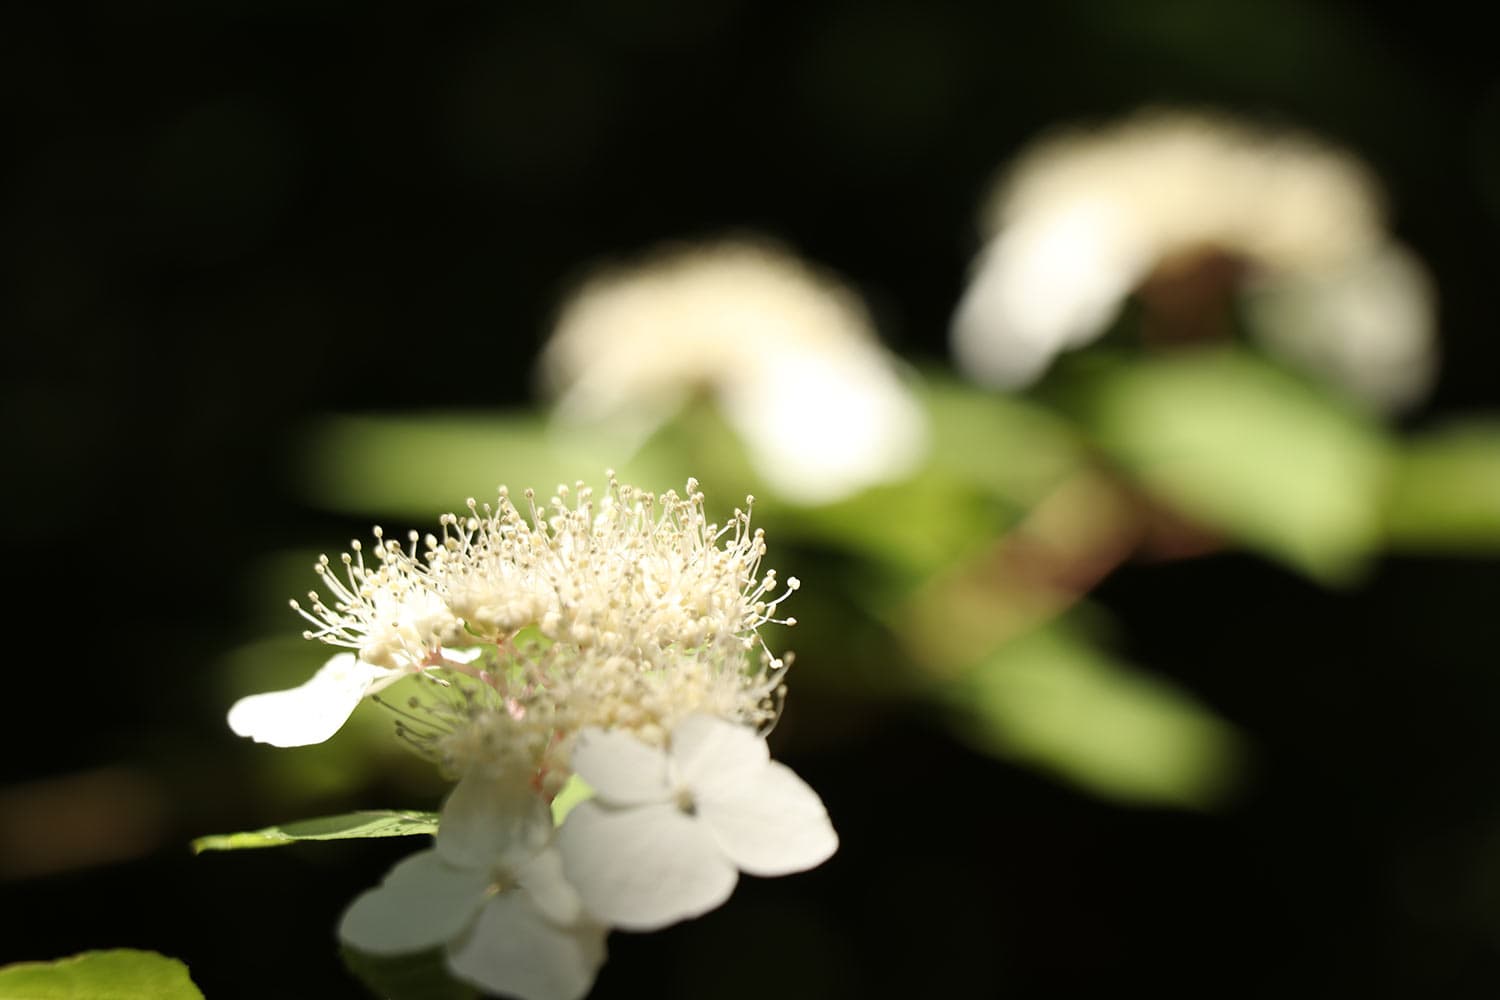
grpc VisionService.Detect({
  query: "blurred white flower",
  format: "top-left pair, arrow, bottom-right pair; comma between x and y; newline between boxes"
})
556,714 -> 838,930
952,109 -> 1437,409
1243,242 -> 1437,410
540,239 -> 928,504
340,773 -> 607,1000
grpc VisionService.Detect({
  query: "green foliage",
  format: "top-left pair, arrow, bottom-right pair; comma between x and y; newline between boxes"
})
550,773 -> 593,826
341,946 -> 478,1000
295,410 -> 672,518
948,621 -> 1245,809
1073,347 -> 1392,583
769,377 -> 1086,580
192,810 -> 439,853
0,950 -> 203,1000
1383,421 -> 1500,551
920,372 -> 1085,507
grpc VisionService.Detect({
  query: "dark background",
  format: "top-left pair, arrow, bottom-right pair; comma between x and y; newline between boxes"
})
4,2 -> 1500,997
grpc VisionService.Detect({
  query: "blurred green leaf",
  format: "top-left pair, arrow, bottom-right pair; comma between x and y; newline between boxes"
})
295,410 -> 675,519
948,622 -> 1245,809
919,371 -> 1085,506
1075,347 -> 1392,583
550,774 -> 593,826
1383,421 -> 1500,551
766,375 -> 1082,578
0,949 -> 203,999
341,946 -> 477,1000
775,472 -> 1005,580
192,810 -> 438,853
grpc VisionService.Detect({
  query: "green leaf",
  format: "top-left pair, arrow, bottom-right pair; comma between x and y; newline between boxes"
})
1383,420 -> 1500,551
947,622 -> 1245,809
341,946 -> 478,1000
294,410 -> 673,519
766,375 -> 1083,579
192,810 -> 439,853
1075,347 -> 1392,583
775,472 -> 1007,580
550,773 -> 593,826
0,949 -> 203,1000
919,371 -> 1085,506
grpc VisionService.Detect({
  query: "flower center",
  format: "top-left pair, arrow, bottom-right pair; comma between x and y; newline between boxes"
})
674,786 -> 697,816
487,864 -> 518,895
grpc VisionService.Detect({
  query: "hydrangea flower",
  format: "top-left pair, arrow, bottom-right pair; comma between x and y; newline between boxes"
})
229,476 -> 838,996
228,478 -> 795,752
952,108 -> 1436,410
340,772 -> 607,1000
556,714 -> 838,930
540,239 -> 928,504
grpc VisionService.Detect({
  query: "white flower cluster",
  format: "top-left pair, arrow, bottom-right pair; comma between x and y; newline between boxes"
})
952,108 -> 1437,410
540,238 -> 928,504
228,476 -> 837,1000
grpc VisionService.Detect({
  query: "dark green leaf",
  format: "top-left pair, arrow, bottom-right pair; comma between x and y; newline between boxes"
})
1383,421 -> 1500,551
948,621 -> 1245,809
341,946 -> 479,1000
192,810 -> 439,853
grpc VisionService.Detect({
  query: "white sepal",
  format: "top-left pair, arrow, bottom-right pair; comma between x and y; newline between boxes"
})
227,653 -> 393,748
698,759 -> 839,877
557,799 -> 737,931
447,892 -> 606,1000
569,728 -> 672,806
338,850 -> 491,955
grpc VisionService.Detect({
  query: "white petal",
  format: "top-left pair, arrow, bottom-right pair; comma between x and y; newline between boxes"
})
557,800 -> 737,931
951,206 -> 1147,388
568,728 -> 670,806
447,892 -> 607,1000
436,773 -> 552,871
517,844 -> 582,927
338,849 -> 490,955
669,715 -> 768,798
1246,241 -> 1437,412
226,653 -> 390,747
697,759 -> 839,877
719,349 -> 928,504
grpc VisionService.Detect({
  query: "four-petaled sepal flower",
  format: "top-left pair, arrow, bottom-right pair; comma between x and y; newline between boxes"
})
340,773 -> 607,1000
556,714 -> 838,930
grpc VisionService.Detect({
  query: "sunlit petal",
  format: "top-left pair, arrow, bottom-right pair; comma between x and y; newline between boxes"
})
226,653 -> 389,748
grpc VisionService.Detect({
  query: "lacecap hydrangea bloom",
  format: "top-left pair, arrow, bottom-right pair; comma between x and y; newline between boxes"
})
539,238 -> 928,504
951,108 -> 1437,410
229,477 -> 837,1000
